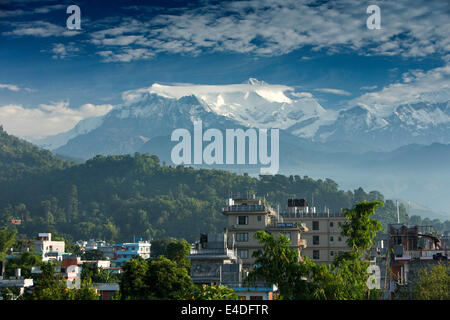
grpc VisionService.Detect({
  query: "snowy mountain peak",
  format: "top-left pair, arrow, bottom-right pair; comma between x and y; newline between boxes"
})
119,80 -> 330,134
246,78 -> 267,86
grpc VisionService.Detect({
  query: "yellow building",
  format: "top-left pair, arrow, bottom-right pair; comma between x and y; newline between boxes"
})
222,196 -> 308,269
279,199 -> 350,264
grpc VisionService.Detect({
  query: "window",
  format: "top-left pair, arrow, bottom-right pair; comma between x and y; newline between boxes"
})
250,296 -> 263,300
338,237 -> 342,242
237,249 -> 249,259
330,250 -> 334,256
330,221 -> 334,227
236,233 -> 248,242
330,236 -> 334,242
313,235 -> 320,245
238,216 -> 248,225
313,250 -> 320,259
257,215 -> 262,222
312,221 -> 319,230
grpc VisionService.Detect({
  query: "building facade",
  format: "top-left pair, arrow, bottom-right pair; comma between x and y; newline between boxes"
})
112,240 -> 151,266
188,232 -> 276,300
222,197 -> 308,268
33,233 -> 65,262
278,199 -> 349,264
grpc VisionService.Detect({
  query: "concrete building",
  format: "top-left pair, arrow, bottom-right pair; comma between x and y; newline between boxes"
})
279,199 -> 350,264
94,283 -> 120,300
386,223 -> 448,299
188,233 -> 241,284
0,268 -> 34,300
188,232 -> 277,300
112,239 -> 151,266
33,233 -> 65,262
222,196 -> 308,269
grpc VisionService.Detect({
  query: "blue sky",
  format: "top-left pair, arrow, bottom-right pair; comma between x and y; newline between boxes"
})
0,0 -> 449,138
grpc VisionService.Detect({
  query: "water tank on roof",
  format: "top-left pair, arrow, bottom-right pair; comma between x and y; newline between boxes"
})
288,199 -> 308,207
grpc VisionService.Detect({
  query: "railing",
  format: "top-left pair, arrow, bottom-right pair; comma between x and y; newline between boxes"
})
222,205 -> 270,213
400,249 -> 448,259
189,248 -> 233,256
280,212 -> 345,218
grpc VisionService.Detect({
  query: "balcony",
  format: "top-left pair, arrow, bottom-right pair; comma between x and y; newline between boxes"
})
222,204 -> 274,214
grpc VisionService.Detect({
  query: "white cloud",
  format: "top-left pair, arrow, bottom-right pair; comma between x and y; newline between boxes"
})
3,21 -> 80,37
314,88 -> 352,96
0,83 -> 34,92
97,48 -> 154,62
350,63 -> 450,116
0,101 -> 115,138
0,84 -> 20,92
48,43 -> 80,59
360,85 -> 378,91
74,0 -> 448,62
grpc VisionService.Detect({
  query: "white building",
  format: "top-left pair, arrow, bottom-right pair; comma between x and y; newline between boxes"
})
33,233 -> 65,261
112,240 -> 151,266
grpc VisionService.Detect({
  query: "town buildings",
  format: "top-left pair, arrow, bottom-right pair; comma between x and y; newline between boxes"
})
188,232 -> 277,300
222,196 -> 308,268
33,233 -> 65,262
112,239 -> 151,267
385,223 -> 448,299
279,199 -> 350,264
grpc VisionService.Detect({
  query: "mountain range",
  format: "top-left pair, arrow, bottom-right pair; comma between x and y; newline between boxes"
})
28,79 -> 450,216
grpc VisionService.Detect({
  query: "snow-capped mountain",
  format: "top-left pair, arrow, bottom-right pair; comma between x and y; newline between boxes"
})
123,78 -> 336,138
54,93 -> 249,159
31,116 -> 104,150
315,101 -> 450,150
38,79 -> 450,157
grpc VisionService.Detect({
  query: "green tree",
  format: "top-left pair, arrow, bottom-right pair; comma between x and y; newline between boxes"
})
409,215 -> 422,226
411,263 -> 450,300
0,226 -> 17,261
151,237 -> 174,258
82,249 -> 106,261
166,239 -> 191,270
72,279 -> 99,300
120,257 -> 149,300
247,231 -> 314,299
191,284 -> 239,300
5,251 -> 42,278
145,256 -> 193,299
26,262 -> 69,300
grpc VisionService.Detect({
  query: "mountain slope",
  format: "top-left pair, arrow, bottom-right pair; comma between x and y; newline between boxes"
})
315,101 -> 450,150
0,125 -> 68,182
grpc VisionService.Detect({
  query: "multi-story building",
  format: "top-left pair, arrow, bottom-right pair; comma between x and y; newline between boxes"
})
188,233 -> 241,285
188,232 -> 277,300
386,223 -> 448,299
33,233 -> 65,262
222,196 -> 308,269
112,239 -> 151,266
279,199 -> 349,264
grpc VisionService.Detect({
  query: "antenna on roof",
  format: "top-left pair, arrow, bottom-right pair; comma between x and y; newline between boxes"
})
396,200 -> 400,223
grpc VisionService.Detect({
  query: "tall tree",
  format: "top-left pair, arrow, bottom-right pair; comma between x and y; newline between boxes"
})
0,226 -> 17,261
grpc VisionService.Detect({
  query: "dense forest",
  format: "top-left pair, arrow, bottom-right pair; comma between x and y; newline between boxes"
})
0,126 -> 448,243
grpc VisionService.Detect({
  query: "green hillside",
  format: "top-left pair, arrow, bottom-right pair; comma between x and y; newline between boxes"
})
0,129 -> 447,242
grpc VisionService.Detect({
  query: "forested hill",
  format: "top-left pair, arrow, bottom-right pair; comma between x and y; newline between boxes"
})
0,126 -> 70,182
0,128 -> 441,243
